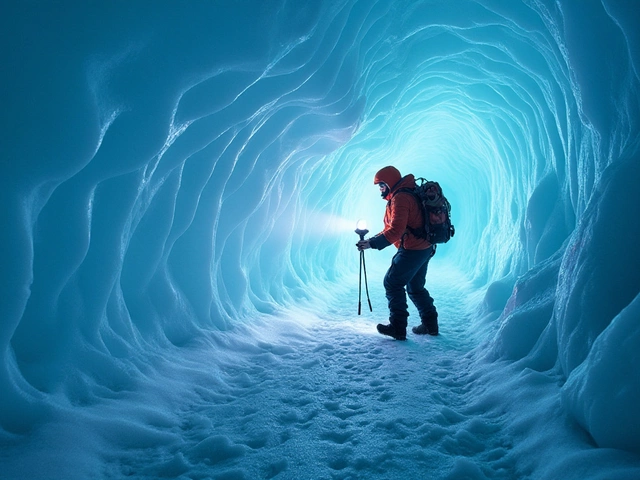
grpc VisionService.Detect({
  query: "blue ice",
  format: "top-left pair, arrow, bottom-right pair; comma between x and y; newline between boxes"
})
1,1 -> 639,479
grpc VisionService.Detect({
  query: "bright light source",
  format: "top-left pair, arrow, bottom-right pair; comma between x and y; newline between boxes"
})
356,219 -> 367,230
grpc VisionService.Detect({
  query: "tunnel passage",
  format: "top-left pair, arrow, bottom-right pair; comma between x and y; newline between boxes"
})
1,0 -> 640,462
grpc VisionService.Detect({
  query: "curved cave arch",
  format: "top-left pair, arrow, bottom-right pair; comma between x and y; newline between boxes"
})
1,0 -> 639,461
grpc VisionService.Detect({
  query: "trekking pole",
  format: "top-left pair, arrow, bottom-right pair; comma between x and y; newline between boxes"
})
361,248 -> 372,312
355,220 -> 373,315
358,248 -> 363,315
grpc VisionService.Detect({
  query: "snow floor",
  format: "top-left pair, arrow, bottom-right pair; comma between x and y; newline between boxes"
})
3,261 -> 639,479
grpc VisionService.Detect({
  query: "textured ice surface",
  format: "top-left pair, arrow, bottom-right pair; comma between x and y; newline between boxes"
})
1,0 -> 640,478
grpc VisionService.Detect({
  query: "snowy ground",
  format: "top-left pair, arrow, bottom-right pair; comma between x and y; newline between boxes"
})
3,260 -> 639,479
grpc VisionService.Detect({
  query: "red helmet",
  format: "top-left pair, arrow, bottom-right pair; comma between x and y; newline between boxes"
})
374,166 -> 401,188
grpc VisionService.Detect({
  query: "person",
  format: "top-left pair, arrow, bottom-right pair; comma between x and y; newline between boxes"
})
356,165 -> 439,340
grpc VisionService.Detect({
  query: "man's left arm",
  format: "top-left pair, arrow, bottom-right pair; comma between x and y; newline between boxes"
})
366,233 -> 391,250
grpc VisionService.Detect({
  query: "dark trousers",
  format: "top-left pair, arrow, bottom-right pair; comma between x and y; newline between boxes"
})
384,247 -> 436,328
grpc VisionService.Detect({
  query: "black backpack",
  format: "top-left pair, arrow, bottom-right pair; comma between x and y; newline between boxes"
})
396,178 -> 455,244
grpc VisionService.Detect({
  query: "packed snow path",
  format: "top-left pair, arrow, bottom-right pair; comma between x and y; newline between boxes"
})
5,263 -> 524,480
105,263 -> 517,479
7,261 -> 640,479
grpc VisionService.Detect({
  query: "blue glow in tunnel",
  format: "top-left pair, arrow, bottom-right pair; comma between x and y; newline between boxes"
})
1,0 -> 640,478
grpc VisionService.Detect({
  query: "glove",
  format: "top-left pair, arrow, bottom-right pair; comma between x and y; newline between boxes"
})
356,239 -> 371,251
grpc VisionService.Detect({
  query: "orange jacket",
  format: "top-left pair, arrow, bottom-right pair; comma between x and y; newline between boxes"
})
371,174 -> 432,250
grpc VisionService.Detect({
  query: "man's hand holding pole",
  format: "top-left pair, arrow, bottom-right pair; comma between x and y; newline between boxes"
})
356,239 -> 370,250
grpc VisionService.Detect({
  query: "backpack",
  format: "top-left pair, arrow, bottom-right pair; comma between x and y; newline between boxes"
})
397,178 -> 455,244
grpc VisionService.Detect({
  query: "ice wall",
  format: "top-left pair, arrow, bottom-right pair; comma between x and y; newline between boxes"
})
1,0 -> 639,454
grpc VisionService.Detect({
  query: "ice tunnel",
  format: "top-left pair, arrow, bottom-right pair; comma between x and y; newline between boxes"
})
2,0 -> 640,478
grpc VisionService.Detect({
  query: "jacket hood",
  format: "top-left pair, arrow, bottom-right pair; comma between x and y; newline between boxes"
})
381,173 -> 416,200
391,174 -> 416,195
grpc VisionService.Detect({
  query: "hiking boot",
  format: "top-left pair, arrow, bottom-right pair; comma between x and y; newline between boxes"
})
412,313 -> 438,336
376,323 -> 407,341
412,323 -> 438,336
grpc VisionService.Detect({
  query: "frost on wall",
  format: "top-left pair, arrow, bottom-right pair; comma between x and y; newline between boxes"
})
1,0 -> 639,457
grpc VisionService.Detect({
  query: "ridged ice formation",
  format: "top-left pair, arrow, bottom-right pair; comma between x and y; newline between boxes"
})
1,0 -> 639,454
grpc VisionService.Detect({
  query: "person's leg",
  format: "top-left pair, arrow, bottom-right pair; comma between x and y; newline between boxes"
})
407,246 -> 436,318
383,248 -> 433,329
407,247 -> 438,335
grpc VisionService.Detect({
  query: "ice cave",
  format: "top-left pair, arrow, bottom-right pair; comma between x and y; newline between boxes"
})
1,0 -> 640,479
